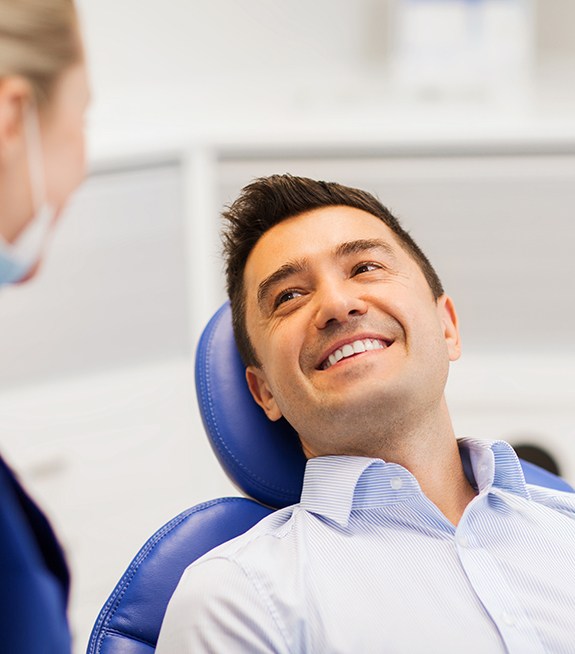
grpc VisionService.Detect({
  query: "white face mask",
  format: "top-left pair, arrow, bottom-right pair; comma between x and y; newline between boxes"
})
0,103 -> 56,286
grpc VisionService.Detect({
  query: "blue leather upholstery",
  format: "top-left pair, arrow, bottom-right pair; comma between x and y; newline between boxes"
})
88,301 -> 574,653
519,458 -> 573,493
195,302 -> 306,508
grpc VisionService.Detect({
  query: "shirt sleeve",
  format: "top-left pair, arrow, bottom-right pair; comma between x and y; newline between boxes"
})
155,556 -> 290,654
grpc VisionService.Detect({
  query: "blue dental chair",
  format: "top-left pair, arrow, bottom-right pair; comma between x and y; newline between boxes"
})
87,302 -> 574,654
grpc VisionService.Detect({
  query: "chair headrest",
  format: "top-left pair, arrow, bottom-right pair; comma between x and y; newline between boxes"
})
195,302 -> 306,508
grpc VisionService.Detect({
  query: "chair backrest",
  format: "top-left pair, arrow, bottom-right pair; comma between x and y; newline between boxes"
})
88,302 -> 573,653
195,302 -> 306,508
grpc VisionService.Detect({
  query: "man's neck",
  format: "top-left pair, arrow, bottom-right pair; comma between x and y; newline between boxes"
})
386,437 -> 477,527
303,398 -> 477,526
372,400 -> 477,526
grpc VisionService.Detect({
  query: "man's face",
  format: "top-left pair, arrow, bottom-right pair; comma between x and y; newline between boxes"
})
244,206 -> 461,458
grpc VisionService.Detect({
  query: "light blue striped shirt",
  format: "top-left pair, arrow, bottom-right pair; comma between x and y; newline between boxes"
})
157,439 -> 575,653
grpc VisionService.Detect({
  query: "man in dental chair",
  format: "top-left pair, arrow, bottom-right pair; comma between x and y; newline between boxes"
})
157,174 -> 575,653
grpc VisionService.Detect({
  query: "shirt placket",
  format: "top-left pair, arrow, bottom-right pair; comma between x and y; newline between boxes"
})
454,492 -> 546,654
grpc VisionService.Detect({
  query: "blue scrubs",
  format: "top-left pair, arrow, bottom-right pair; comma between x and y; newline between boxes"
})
0,455 -> 71,653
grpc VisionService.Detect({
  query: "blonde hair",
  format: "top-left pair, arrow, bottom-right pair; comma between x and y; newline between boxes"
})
0,0 -> 81,106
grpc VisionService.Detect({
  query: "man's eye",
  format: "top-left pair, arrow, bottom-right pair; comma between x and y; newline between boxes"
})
353,262 -> 381,275
274,289 -> 302,308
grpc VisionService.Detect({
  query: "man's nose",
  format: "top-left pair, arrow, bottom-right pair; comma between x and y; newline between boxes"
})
313,281 -> 368,330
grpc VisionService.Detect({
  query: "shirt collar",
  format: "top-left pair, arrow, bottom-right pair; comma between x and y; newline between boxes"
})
458,437 -> 529,499
300,439 -> 529,527
300,455 -> 421,527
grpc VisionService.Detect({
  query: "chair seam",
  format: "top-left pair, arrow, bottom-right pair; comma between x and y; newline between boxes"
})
99,626 -> 156,648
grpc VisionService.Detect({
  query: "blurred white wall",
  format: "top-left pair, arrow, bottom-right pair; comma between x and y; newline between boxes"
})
78,0 -> 374,125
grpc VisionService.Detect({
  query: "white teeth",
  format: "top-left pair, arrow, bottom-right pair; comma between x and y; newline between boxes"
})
322,338 -> 386,369
342,344 -> 354,357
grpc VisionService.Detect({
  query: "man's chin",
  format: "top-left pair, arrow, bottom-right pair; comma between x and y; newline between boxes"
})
317,387 -> 393,421
316,371 -> 397,403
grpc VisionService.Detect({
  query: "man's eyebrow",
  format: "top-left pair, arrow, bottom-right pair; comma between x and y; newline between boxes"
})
257,259 -> 308,309
256,240 -> 396,309
335,238 -> 397,259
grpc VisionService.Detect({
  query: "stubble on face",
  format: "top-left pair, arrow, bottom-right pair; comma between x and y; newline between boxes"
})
243,206 -> 459,459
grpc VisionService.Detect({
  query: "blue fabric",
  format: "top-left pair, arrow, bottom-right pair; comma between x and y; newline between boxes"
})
0,456 -> 71,654
157,439 -> 575,653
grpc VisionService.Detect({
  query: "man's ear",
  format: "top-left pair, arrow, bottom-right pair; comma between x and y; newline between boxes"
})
0,76 -> 31,158
245,365 -> 283,422
437,294 -> 461,362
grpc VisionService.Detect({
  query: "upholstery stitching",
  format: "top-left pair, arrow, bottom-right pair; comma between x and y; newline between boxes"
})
89,497 -> 255,653
200,305 -> 297,500
101,628 -> 155,649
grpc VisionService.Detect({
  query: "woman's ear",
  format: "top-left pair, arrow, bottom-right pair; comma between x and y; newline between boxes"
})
0,76 -> 30,156
437,294 -> 461,361
245,365 -> 283,422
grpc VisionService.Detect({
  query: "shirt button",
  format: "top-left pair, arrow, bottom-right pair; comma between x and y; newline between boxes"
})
457,535 -> 470,548
390,477 -> 403,490
501,612 -> 516,627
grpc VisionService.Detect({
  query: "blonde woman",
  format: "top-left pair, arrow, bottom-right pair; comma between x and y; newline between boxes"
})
0,1 -> 90,651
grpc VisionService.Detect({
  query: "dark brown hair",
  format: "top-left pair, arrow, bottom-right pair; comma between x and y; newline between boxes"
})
223,174 -> 444,367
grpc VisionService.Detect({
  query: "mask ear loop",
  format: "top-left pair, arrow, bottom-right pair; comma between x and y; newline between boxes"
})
0,99 -> 43,248
11,101 -> 55,262
22,100 -> 46,215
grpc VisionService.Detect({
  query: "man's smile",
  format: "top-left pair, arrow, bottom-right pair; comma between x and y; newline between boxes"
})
317,336 -> 393,371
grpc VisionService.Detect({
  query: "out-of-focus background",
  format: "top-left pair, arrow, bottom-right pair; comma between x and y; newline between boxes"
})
0,1 -> 574,650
